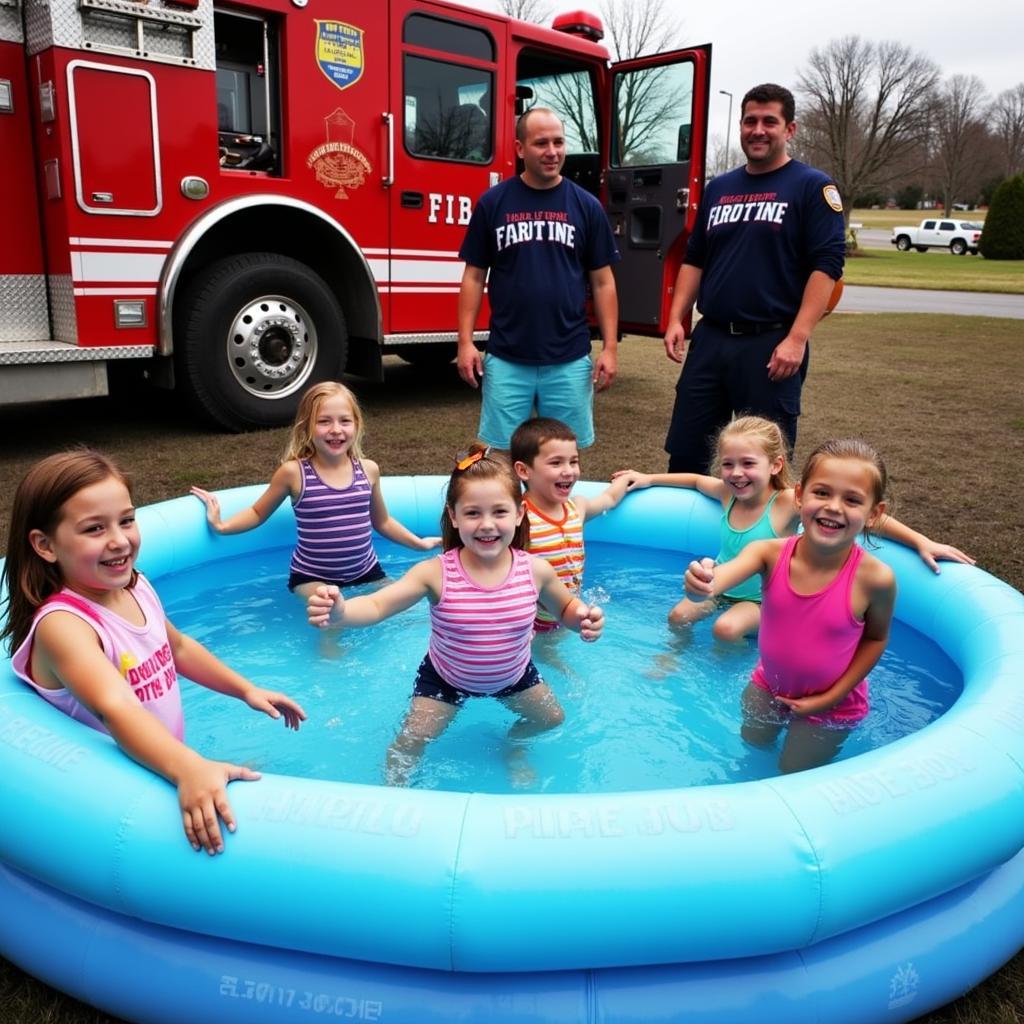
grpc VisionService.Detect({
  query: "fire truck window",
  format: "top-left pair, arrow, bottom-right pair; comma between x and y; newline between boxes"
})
404,55 -> 493,163
214,10 -> 281,174
403,14 -> 495,62
612,61 -> 694,168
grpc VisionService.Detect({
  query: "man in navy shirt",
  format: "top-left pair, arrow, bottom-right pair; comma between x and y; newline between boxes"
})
457,108 -> 619,449
663,83 -> 845,473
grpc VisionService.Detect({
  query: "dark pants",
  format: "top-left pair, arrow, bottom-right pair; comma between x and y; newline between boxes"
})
664,319 -> 809,475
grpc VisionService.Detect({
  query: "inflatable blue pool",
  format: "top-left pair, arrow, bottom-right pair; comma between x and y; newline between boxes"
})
2,480 -> 1023,1024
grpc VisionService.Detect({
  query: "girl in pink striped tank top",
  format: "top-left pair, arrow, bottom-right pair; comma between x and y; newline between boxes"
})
3,451 -> 307,856
684,439 -> 898,775
308,444 -> 604,786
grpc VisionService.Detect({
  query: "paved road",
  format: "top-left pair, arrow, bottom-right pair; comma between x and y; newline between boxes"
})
840,285 -> 1024,319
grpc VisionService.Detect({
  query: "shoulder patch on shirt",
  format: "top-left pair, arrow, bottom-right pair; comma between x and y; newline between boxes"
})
823,184 -> 843,212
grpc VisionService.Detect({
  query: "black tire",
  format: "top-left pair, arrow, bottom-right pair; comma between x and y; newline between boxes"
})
915,246 -> 928,252
392,343 -> 458,368
177,253 -> 347,431
950,239 -> 968,255
895,235 -> 912,252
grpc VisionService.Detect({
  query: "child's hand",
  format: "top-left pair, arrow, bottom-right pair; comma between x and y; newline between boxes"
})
566,601 -> 603,642
177,756 -> 261,855
308,585 -> 341,628
611,469 -> 651,490
915,539 -> 976,574
245,687 -> 307,730
683,557 -> 715,600
419,535 -> 443,550
189,486 -> 223,530
775,693 -> 833,717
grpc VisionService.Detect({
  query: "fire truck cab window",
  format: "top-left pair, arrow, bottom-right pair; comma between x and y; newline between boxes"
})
404,56 -> 493,163
214,10 -> 281,174
403,15 -> 495,62
612,61 -> 694,168
516,53 -> 599,196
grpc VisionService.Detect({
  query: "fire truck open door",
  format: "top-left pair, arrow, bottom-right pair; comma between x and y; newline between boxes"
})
605,45 -> 710,336
387,2 -> 503,342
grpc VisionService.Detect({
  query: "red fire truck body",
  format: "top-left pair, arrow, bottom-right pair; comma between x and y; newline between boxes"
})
1,0 -> 709,429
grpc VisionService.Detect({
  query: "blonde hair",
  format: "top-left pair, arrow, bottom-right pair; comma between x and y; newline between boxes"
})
2,450 -> 138,653
711,416 -> 794,490
284,382 -> 365,462
442,443 -> 529,552
800,438 -> 889,541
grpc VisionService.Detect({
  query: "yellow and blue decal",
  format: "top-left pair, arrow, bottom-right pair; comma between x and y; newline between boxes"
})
316,21 -> 364,92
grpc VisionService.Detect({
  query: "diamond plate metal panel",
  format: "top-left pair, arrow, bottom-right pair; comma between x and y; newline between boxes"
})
0,340 -> 153,364
0,275 -> 50,342
48,274 -> 77,344
25,0 -> 214,69
0,2 -> 22,45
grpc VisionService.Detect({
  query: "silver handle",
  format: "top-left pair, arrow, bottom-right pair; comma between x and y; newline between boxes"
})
382,112 -> 394,187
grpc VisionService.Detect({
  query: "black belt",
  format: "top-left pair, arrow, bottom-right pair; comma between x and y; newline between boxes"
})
701,318 -> 789,336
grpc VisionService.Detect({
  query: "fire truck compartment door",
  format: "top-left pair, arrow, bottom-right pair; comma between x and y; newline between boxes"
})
606,46 -> 709,335
68,61 -> 161,216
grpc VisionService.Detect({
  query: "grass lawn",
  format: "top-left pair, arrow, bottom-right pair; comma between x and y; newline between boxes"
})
1,313 -> 1023,1023
851,208 -> 987,231
842,248 -> 1024,294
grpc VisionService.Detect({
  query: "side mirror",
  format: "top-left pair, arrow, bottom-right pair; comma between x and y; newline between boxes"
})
514,85 -> 534,116
677,124 -> 691,162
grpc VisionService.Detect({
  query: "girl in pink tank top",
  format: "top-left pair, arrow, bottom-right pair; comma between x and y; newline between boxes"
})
684,439 -> 898,775
2,450 -> 307,856
307,445 -> 604,786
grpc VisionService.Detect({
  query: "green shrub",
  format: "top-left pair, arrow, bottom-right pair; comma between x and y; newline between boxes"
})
895,184 -> 924,210
980,174 -> 1024,260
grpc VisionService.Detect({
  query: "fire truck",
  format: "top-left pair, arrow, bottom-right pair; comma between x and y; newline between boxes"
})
0,0 -> 709,429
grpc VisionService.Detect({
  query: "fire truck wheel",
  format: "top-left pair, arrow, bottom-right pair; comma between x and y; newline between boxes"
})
177,253 -> 347,431
392,343 -> 458,368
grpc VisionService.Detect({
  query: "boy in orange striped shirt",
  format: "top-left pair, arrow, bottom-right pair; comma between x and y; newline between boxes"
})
511,417 -> 630,632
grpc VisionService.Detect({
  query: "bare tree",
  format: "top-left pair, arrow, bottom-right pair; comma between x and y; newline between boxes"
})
493,0 -> 552,23
929,75 -> 989,214
989,83 -> 1024,178
796,36 -> 939,226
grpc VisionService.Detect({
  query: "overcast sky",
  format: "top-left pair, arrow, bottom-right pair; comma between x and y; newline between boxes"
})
473,0 -> 1021,155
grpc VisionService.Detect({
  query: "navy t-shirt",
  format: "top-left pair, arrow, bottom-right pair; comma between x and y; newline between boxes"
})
459,176 -> 620,365
685,159 -> 845,324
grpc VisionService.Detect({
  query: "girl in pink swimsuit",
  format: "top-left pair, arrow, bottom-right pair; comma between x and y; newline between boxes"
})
2,450 -> 306,856
307,444 -> 604,786
684,438 -> 898,774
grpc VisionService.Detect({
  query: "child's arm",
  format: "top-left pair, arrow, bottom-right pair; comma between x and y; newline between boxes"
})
532,559 -> 604,641
573,474 -> 631,522
364,460 -> 442,550
874,514 -> 975,574
683,541 -> 776,601
776,560 -> 896,717
612,469 -> 726,501
190,461 -> 299,535
166,622 -> 306,730
34,613 -> 260,856
308,558 -> 438,628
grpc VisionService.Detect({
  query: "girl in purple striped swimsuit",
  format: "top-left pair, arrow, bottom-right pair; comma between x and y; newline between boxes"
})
307,444 -> 604,786
191,382 -> 440,617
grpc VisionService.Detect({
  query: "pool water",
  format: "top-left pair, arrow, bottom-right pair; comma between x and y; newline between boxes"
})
158,540 -> 962,793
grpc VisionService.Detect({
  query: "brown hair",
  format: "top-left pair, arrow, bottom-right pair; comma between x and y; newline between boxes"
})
515,106 -> 563,143
509,416 -> 577,469
284,382 -> 365,462
441,443 -> 528,551
741,83 -> 795,123
1,450 -> 137,652
711,415 -> 795,490
800,438 -> 889,541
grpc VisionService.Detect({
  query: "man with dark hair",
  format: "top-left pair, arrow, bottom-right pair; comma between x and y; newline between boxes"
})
457,107 -> 620,450
662,83 -> 845,474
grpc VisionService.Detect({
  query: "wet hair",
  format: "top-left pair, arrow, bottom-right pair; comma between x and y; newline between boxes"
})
800,438 -> 889,541
509,417 -> 577,469
711,415 -> 794,491
284,382 -> 365,462
515,106 -> 563,143
741,83 -> 795,124
442,443 -> 529,552
1,449 -> 138,653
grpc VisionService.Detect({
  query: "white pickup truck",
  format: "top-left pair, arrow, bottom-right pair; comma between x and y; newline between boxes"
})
891,218 -> 983,255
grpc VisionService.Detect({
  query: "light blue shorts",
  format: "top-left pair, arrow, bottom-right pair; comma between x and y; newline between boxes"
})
478,352 -> 594,449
